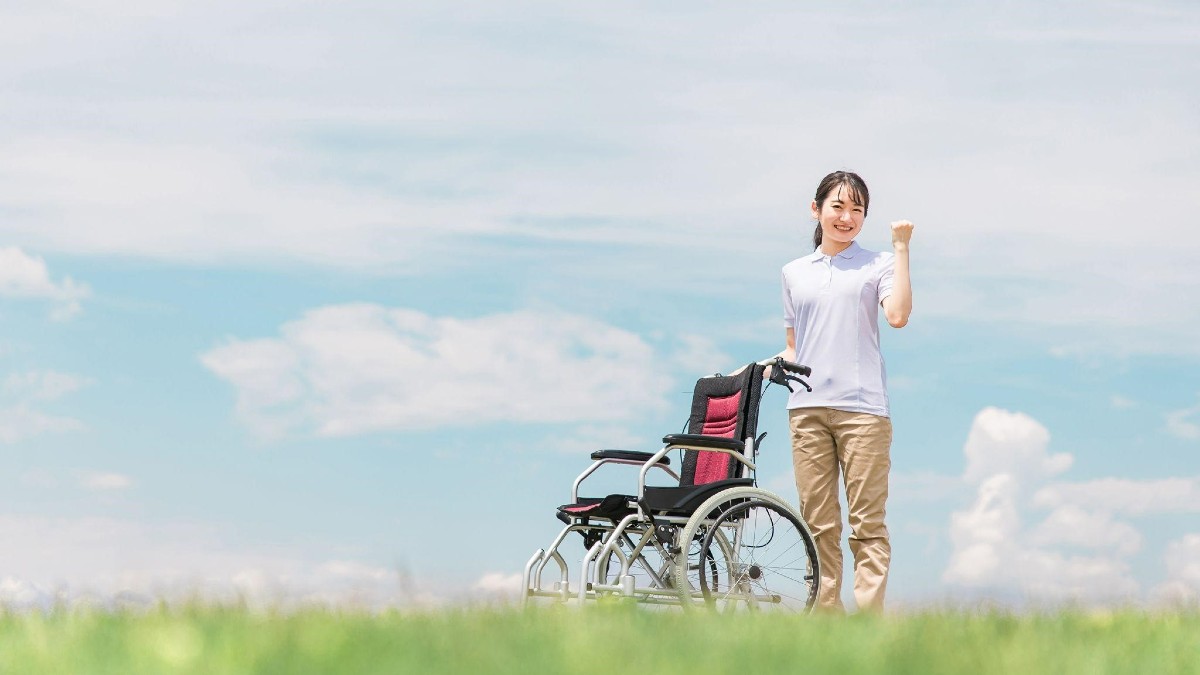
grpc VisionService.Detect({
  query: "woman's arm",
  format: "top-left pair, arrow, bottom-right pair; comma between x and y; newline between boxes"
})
882,220 -> 914,328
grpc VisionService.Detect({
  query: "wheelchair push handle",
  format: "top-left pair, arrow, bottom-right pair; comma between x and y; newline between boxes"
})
766,357 -> 810,377
759,357 -> 813,393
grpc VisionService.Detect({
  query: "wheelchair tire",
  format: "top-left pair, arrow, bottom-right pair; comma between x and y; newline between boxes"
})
673,487 -> 819,613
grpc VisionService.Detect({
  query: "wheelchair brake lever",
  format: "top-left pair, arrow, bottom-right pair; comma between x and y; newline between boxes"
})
788,375 -> 813,393
769,364 -> 790,387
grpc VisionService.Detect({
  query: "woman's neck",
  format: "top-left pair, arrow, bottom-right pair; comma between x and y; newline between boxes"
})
820,240 -> 853,256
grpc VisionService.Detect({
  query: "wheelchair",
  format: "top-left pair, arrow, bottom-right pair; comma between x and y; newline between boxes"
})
522,357 -> 821,612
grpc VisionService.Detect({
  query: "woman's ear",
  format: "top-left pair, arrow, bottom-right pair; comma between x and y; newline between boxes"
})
810,199 -> 820,220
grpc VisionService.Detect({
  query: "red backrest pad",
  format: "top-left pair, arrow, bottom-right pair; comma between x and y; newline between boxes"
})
693,391 -> 741,485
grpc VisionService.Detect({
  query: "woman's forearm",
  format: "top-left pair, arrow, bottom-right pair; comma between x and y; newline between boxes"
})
884,221 -> 914,328
886,243 -> 912,327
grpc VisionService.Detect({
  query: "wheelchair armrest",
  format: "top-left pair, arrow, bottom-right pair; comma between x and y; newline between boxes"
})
590,449 -> 671,466
662,434 -> 745,452
573,448 -> 680,503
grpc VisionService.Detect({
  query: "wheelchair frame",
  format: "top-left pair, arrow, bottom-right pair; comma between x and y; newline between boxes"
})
522,357 -> 821,612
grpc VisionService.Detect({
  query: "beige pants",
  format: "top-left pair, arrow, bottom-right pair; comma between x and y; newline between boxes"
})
789,407 -> 892,613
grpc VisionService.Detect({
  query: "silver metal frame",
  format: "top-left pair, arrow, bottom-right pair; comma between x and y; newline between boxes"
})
521,357 -> 819,610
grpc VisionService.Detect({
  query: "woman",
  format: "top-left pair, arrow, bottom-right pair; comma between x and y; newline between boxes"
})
780,170 -> 913,613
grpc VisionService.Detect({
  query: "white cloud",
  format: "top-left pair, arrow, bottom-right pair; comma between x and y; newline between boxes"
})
670,335 -> 730,375
19,468 -> 137,492
0,248 -> 90,319
0,577 -> 57,610
944,407 -> 1146,603
1018,550 -> 1138,602
0,4 -> 1197,354
1165,400 -> 1200,440
1152,534 -> 1200,604
0,513 -> 432,610
961,407 -> 1072,484
547,424 -> 650,457
944,403 -> 1200,604
0,369 -> 90,444
1110,395 -> 1136,410
0,136 -> 484,269
472,572 -> 522,596
943,474 -> 1020,587
20,468 -> 58,489
201,305 -> 676,438
3,371 -> 92,401
1027,505 -> 1141,556
1164,534 -> 1200,586
0,405 -> 83,444
890,470 -> 972,505
1033,477 -> 1200,515
79,471 -> 134,491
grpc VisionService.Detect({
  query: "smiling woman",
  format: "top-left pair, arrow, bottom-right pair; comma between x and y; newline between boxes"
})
779,170 -> 915,613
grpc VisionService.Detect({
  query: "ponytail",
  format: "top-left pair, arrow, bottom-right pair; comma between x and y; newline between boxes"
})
812,223 -> 823,250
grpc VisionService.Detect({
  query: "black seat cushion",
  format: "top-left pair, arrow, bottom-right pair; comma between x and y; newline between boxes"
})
558,478 -> 755,523
643,478 -> 754,514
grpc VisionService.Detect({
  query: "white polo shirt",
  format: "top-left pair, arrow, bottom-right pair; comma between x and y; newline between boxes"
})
782,241 -> 895,416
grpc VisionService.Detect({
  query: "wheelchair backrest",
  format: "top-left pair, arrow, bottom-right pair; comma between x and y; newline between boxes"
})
679,364 -> 765,487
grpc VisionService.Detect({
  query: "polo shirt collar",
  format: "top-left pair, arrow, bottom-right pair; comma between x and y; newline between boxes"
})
810,241 -> 862,262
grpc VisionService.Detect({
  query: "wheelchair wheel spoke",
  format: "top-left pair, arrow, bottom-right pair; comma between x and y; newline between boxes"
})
695,498 -> 819,613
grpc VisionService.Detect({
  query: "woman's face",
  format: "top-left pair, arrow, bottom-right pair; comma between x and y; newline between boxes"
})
812,183 -> 865,246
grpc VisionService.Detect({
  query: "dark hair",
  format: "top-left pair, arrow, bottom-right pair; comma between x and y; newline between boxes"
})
811,170 -> 869,249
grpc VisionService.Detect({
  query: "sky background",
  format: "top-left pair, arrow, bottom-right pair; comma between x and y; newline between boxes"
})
2,1 -> 1199,610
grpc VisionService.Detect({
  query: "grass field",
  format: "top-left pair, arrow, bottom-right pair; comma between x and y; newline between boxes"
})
1,604 -> 1198,674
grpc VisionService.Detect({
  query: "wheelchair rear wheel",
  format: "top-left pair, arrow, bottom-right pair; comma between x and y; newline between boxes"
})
673,488 -> 819,613
699,499 -> 819,612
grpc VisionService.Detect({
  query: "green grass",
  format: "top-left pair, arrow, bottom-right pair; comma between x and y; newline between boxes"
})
1,604 -> 1198,674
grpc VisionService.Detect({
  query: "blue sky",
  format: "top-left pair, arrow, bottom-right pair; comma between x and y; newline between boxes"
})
2,1 -> 1199,609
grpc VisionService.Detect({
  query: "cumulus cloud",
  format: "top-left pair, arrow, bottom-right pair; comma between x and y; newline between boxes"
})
1033,478 -> 1200,515
1152,534 -> 1200,604
1027,505 -> 1142,556
201,305 -> 679,439
944,474 -> 1021,587
0,513 -> 432,611
1165,400 -> 1200,441
472,572 -> 522,597
0,369 -> 90,444
961,407 -> 1072,484
943,407 -> 1146,604
0,247 -> 90,319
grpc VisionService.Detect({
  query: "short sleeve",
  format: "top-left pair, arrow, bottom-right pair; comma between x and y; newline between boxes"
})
782,269 -> 795,328
876,253 -> 895,305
